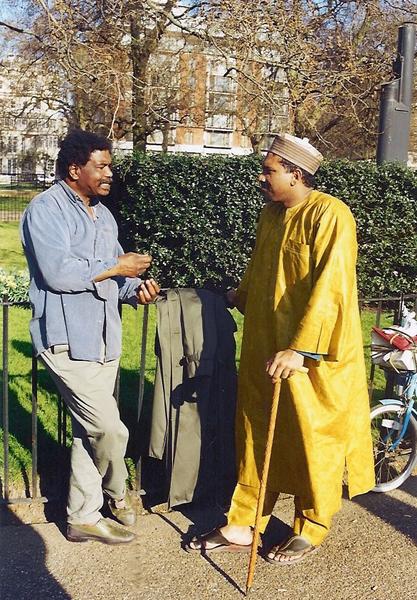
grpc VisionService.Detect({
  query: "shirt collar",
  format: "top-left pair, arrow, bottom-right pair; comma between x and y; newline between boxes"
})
57,180 -> 101,208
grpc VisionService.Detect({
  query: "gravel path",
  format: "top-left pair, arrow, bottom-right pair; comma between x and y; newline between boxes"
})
1,478 -> 417,600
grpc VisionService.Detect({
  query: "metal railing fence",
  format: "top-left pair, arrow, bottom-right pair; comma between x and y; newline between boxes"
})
0,296 -> 149,505
1,293 -> 417,505
359,293 -> 417,399
0,173 -> 52,222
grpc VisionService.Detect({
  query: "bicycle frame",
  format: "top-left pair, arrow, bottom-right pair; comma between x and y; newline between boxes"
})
378,372 -> 417,450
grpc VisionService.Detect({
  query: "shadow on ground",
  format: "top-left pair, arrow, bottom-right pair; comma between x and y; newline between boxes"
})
145,502 -> 292,596
0,505 -> 71,600
353,476 -> 417,544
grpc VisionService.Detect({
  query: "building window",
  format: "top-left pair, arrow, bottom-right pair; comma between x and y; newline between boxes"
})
183,130 -> 194,145
209,72 -> 234,94
16,117 -> 28,129
1,116 -> 13,129
147,128 -> 176,146
259,104 -> 289,150
205,59 -> 235,148
7,158 -> 18,174
206,94 -> 234,129
205,130 -> 232,148
43,136 -> 57,149
147,53 -> 179,134
7,136 -> 18,153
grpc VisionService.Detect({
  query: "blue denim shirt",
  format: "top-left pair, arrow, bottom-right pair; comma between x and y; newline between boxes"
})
20,180 -> 141,362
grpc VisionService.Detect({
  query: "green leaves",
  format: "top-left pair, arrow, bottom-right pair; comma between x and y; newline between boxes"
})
110,152 -> 263,291
317,160 -> 417,297
0,268 -> 30,303
110,154 -> 417,297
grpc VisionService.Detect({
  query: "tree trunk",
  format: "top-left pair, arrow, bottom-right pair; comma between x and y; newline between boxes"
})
130,2 -> 177,150
130,17 -> 149,151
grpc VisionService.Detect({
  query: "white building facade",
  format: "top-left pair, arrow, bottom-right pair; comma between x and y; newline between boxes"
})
0,62 -> 67,180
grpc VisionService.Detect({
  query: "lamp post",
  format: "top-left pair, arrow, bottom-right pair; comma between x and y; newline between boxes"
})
376,23 -> 416,164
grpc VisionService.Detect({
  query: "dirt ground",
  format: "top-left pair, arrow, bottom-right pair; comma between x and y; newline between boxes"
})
1,477 -> 417,600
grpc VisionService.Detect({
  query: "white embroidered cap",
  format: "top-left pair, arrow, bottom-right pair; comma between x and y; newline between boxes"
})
268,133 -> 323,175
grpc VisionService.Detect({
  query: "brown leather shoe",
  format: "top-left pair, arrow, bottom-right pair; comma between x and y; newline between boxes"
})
67,518 -> 135,544
108,493 -> 137,527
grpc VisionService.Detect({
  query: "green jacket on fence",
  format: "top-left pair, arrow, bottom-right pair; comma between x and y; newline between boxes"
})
149,288 -> 237,507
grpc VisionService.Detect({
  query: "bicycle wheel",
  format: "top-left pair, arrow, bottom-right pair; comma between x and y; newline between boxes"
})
370,403 -> 417,492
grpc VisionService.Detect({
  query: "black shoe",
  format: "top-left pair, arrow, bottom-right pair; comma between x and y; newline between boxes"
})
67,518 -> 136,544
108,494 -> 137,526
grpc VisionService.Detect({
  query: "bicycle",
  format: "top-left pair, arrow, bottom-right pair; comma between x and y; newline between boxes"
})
370,366 -> 417,492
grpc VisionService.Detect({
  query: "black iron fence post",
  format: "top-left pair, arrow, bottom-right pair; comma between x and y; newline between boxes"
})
2,294 -> 10,501
367,298 -> 383,399
31,348 -> 38,498
137,304 -> 149,423
136,303 -> 149,495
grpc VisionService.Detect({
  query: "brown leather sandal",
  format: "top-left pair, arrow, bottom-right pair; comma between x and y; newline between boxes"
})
185,528 -> 252,554
265,535 -> 319,565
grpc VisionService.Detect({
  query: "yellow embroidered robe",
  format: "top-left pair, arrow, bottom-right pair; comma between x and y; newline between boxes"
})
235,191 -> 375,515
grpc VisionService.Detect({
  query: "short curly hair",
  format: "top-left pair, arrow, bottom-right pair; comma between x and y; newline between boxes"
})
56,129 -> 112,179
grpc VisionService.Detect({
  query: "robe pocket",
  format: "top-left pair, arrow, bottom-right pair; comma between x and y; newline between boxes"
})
283,239 -> 310,255
282,240 -> 311,284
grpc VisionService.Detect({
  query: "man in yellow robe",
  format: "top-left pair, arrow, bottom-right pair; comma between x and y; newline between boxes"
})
188,134 -> 375,564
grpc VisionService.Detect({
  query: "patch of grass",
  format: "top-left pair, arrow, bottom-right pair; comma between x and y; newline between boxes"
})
0,304 -> 160,497
361,308 -> 394,402
0,190 -> 36,229
0,185 -> 40,193
0,222 -> 27,270
0,197 -> 30,211
0,188 -> 38,197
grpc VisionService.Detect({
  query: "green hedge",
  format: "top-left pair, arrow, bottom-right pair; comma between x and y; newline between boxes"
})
316,160 -> 417,297
110,153 -> 417,297
111,152 -> 263,291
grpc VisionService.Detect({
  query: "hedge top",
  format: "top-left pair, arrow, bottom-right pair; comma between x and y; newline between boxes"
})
109,152 -> 417,298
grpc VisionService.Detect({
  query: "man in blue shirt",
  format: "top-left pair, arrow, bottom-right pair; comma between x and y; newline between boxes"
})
21,129 -> 159,544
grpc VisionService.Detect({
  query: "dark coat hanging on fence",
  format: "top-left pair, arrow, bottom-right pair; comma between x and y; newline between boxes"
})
149,288 -> 237,508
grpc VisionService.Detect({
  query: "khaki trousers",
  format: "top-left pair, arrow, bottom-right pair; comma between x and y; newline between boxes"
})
41,346 -> 129,525
227,483 -> 334,546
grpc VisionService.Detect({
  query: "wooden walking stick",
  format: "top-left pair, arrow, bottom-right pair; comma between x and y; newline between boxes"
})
245,366 -> 309,595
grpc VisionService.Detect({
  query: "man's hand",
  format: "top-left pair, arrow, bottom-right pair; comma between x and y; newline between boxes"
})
226,288 -> 237,307
136,279 -> 160,305
266,349 -> 304,382
117,252 -> 152,277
